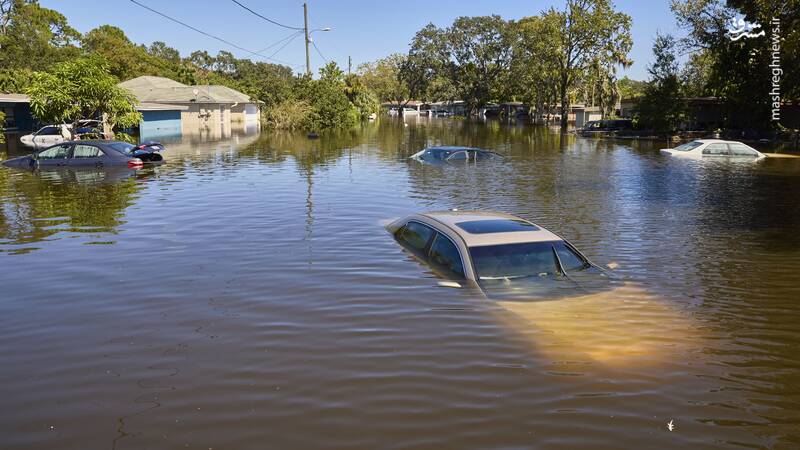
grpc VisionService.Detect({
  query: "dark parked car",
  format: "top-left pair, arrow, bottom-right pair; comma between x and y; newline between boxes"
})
2,140 -> 165,169
579,119 -> 633,135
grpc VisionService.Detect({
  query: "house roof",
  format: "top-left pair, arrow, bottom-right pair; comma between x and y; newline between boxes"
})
119,76 -> 256,105
0,93 -> 30,103
137,102 -> 190,111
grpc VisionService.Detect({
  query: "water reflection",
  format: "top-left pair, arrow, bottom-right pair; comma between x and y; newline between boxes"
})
2,119 -> 800,448
0,167 -> 144,253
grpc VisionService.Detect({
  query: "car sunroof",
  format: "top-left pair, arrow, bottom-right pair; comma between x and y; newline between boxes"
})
455,219 -> 539,234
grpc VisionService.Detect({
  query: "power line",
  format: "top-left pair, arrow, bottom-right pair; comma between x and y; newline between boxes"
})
255,30 -> 303,54
128,0 -> 297,66
229,0 -> 303,31
268,32 -> 304,60
311,41 -> 328,64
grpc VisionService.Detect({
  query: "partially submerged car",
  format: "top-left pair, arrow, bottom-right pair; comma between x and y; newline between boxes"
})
660,139 -> 765,160
410,146 -> 500,165
2,140 -> 165,169
578,119 -> 633,135
20,120 -> 110,149
387,210 -> 614,300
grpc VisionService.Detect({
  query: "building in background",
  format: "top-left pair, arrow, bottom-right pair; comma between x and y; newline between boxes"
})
119,76 -> 261,140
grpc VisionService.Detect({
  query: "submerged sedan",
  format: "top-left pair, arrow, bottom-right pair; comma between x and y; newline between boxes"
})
410,146 -> 500,165
660,139 -> 765,159
2,140 -> 164,169
387,210 -> 614,299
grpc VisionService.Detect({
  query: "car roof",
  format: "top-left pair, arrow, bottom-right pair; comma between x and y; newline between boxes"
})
425,146 -> 484,152
419,210 -> 563,247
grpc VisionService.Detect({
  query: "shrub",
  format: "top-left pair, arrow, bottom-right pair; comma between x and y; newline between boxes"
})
262,99 -> 313,130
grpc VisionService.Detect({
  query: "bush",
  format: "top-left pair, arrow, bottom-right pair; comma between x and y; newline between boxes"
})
262,99 -> 313,130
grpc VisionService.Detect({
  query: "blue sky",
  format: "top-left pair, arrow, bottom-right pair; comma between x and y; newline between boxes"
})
41,0 -> 683,80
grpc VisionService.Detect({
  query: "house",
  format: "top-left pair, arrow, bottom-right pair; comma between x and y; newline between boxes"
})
571,105 -> 603,128
0,93 -> 36,132
118,76 -> 261,139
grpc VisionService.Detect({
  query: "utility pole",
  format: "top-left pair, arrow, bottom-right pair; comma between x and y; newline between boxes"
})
303,2 -> 311,76
348,56 -> 352,75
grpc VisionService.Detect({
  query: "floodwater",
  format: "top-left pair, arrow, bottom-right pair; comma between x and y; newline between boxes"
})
2,119 -> 800,449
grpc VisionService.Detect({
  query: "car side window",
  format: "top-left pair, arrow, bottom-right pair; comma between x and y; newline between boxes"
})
429,233 -> 465,279
396,221 -> 435,254
37,144 -> 71,160
728,143 -> 759,157
554,241 -> 588,272
72,144 -> 103,158
37,126 -> 60,136
702,143 -> 729,156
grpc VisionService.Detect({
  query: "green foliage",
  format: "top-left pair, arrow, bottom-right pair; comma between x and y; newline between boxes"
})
635,34 -> 686,133
26,56 -> 141,138
0,0 -> 80,70
292,63 -> 359,130
407,16 -> 514,112
617,77 -> 647,99
0,67 -> 33,92
345,74 -> 380,120
672,0 -> 799,130
263,99 -> 312,130
82,25 -> 195,85
0,110 -> 5,143
358,54 -> 408,104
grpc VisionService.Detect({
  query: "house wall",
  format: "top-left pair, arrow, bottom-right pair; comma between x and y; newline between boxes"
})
140,110 -> 182,140
231,103 -> 260,124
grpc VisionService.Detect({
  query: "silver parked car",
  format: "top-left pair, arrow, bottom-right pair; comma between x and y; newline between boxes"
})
387,210 -> 614,299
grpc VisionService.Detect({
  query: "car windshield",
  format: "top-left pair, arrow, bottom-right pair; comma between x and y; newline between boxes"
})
470,240 -> 590,281
105,142 -> 135,154
674,141 -> 703,152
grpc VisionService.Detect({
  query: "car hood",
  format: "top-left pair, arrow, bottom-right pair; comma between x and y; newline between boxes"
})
1,155 -> 34,168
478,270 -> 617,302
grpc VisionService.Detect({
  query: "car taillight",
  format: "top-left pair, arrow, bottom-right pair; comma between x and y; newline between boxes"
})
128,158 -> 144,168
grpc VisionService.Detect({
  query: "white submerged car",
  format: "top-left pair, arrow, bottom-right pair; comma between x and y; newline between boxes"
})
20,120 -> 109,149
387,210 -> 614,300
660,139 -> 766,160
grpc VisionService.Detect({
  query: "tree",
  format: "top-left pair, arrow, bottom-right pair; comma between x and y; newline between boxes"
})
0,110 -> 5,143
636,34 -> 686,133
510,16 -> 562,122
543,0 -> 632,130
407,16 -> 514,113
617,76 -> 647,99
672,0 -> 799,130
0,0 -> 80,70
358,54 -> 409,105
148,41 -> 180,63
26,56 -> 141,139
293,62 -> 358,130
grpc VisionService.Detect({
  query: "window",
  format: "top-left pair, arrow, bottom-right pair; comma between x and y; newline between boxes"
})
702,143 -> 730,156
469,241 -> 561,280
36,126 -> 61,136
729,143 -> 759,157
673,141 -> 703,152
396,221 -> 435,254
37,144 -> 71,160
72,144 -> 103,158
456,219 -> 539,234
106,142 -> 135,154
554,241 -> 589,272
429,233 -> 465,279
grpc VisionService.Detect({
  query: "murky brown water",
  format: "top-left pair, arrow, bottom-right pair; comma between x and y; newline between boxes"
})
2,119 -> 800,449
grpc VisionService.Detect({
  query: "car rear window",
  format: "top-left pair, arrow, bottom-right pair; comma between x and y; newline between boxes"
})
105,142 -> 135,154
456,219 -> 539,234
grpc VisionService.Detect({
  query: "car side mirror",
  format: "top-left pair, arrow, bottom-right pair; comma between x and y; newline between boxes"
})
438,281 -> 462,289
